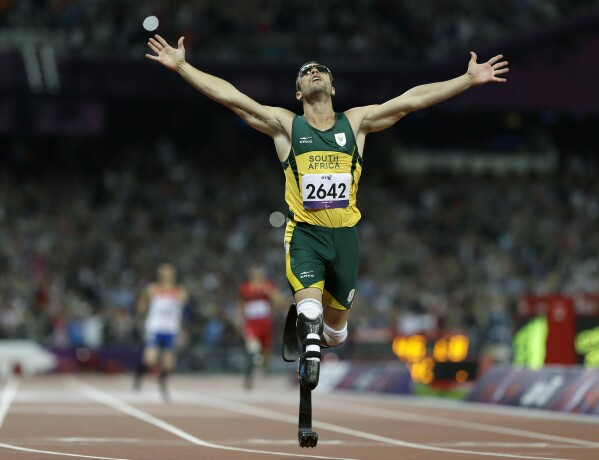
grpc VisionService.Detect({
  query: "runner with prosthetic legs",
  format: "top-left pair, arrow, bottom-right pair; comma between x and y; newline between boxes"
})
282,148 -> 359,445
145,33 -> 508,446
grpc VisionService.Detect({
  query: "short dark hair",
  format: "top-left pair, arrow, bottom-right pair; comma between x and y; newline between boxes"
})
296,61 -> 333,91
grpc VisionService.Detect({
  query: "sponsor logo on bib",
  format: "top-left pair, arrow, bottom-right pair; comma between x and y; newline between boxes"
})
334,132 -> 346,147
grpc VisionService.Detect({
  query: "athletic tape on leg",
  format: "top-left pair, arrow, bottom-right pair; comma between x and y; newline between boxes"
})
323,322 -> 348,347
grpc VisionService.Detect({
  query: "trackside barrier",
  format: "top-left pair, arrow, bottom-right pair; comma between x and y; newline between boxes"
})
467,365 -> 599,415
0,340 -> 57,377
316,361 -> 412,395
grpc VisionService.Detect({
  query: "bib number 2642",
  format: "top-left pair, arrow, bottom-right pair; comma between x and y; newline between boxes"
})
302,173 -> 351,210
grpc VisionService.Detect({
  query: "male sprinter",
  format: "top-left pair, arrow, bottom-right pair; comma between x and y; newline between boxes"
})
238,265 -> 285,389
134,263 -> 188,401
146,35 -> 508,442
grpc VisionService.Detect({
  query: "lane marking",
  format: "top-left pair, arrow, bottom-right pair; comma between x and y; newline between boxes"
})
171,388 -> 575,460
10,406 -> 208,417
0,379 -> 133,459
316,398 -> 599,448
67,377 -> 356,460
344,393 -> 599,425
430,442 -> 580,448
0,442 -> 131,460
0,378 -> 20,430
267,390 -> 599,446
57,438 -> 145,444
246,439 -> 345,446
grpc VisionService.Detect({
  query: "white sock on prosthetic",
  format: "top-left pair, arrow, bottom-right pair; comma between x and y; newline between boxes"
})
296,298 -> 322,320
323,322 -> 348,347
296,298 -> 323,362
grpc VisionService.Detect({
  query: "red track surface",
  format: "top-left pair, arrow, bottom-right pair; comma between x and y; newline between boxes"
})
1,374 -> 598,459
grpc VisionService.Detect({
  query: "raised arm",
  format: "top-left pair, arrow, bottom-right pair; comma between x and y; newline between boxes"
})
146,35 -> 293,138
347,52 -> 509,135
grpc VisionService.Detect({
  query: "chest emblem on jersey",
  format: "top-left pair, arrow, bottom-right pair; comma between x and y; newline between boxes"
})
299,136 -> 313,144
334,132 -> 347,147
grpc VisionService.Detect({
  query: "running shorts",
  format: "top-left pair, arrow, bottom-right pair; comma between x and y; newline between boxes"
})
244,318 -> 273,352
145,332 -> 177,350
284,220 -> 359,310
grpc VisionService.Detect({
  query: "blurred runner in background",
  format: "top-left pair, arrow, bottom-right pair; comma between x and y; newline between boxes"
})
134,263 -> 188,401
238,265 -> 285,389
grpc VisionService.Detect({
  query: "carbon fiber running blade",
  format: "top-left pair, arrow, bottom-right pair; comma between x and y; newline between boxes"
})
282,304 -> 300,362
298,384 -> 318,447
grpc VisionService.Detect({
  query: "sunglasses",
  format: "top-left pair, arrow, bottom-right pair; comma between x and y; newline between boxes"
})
297,64 -> 332,79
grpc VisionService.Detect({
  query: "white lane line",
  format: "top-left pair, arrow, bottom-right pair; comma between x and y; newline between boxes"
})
57,438 -> 145,444
0,379 -> 133,460
0,442 -> 131,460
0,378 -> 20,430
312,420 -> 575,460
66,377 -> 356,460
315,398 -> 599,448
171,388 -> 575,460
352,393 -> 599,424
246,439 -> 345,446
431,442 -> 578,448
253,390 -> 599,447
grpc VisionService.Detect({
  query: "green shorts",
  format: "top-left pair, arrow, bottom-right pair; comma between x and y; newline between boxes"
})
284,220 -> 359,310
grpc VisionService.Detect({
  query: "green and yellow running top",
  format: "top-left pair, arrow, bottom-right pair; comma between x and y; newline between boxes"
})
282,113 -> 363,228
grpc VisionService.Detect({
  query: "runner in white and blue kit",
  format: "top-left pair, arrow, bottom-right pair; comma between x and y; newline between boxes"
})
134,263 -> 188,401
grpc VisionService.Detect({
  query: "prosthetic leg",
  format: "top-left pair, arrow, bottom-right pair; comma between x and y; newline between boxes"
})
282,304 -> 299,362
282,304 -> 321,448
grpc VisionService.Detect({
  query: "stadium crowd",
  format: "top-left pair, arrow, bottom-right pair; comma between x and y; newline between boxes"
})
1,136 -> 597,358
1,0 -> 598,366
1,0 -> 598,64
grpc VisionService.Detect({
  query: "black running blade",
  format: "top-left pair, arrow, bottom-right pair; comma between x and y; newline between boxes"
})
282,304 -> 300,362
298,429 -> 318,448
298,384 -> 318,448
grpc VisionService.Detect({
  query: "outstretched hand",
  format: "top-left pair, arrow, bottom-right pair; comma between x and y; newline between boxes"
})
467,52 -> 509,86
146,35 -> 186,71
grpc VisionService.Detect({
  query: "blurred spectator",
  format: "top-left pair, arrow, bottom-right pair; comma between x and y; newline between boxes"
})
1,0 -> 598,359
1,132 -> 598,355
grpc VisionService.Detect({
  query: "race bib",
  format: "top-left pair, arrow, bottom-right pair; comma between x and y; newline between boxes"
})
302,173 -> 351,210
245,300 -> 271,319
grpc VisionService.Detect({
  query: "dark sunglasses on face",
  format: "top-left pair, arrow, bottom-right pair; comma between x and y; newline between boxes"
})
298,64 -> 331,78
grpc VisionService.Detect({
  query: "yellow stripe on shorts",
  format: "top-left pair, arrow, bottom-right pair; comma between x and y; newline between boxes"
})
285,221 -> 303,291
324,289 -> 348,311
285,220 -> 325,293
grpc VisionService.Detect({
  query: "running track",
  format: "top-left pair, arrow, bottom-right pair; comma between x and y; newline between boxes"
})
1,374 -> 598,459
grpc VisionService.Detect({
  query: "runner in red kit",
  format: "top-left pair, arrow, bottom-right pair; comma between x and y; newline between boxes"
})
238,265 -> 285,389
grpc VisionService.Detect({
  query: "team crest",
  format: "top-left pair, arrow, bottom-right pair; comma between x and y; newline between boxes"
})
334,132 -> 346,147
347,289 -> 355,303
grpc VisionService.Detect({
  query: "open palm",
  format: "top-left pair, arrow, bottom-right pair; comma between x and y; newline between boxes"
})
468,52 -> 509,86
146,35 -> 185,71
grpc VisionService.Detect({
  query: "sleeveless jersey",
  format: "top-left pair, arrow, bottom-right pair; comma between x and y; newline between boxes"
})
144,287 -> 184,334
239,281 -> 275,320
282,113 -> 363,228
